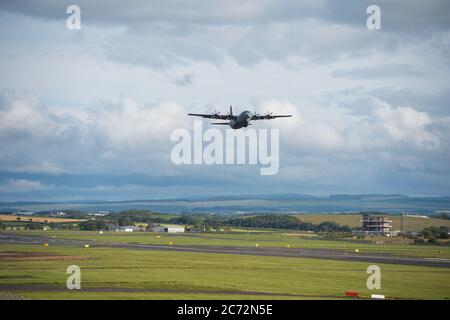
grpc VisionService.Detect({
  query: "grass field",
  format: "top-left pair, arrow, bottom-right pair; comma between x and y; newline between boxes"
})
1,243 -> 449,300
7,229 -> 450,259
295,214 -> 450,232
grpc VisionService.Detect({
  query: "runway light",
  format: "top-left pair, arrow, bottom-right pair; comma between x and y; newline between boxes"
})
255,243 -> 259,247
84,244 -> 90,248
371,294 -> 385,299
156,236 -> 161,238
354,249 -> 359,253
169,241 -> 173,245
286,244 -> 291,248
44,243 -> 49,247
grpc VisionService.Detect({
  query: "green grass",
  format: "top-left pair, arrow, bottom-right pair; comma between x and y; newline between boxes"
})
8,229 -> 449,259
296,214 -> 450,232
0,244 -> 449,300
11,291 -> 314,300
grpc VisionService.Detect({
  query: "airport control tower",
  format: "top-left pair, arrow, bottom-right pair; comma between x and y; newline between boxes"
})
362,214 -> 392,235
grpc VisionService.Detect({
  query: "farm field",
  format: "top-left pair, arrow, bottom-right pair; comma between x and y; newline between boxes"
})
5,229 -> 449,259
295,214 -> 450,232
0,215 -> 84,223
0,243 -> 449,300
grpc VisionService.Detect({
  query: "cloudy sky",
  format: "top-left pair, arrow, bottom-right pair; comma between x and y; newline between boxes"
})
0,0 -> 449,201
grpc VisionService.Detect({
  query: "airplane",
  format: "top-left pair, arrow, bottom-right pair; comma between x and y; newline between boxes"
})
188,106 -> 292,129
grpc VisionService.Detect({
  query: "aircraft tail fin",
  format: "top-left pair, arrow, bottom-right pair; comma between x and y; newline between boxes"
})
229,105 -> 233,116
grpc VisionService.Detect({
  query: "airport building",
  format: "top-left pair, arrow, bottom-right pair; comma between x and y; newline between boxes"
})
113,225 -> 141,232
362,215 -> 392,235
151,225 -> 185,233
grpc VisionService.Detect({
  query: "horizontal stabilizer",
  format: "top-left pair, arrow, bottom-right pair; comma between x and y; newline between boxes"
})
211,122 -> 229,125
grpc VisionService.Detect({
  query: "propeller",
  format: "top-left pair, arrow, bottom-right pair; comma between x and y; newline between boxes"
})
264,111 -> 273,119
211,110 -> 221,116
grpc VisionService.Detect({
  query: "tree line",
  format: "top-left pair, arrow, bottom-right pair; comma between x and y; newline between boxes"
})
74,213 -> 352,233
225,214 -> 352,232
170,214 -> 351,233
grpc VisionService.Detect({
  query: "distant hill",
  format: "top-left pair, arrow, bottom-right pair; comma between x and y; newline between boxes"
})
0,194 -> 449,214
328,194 -> 409,200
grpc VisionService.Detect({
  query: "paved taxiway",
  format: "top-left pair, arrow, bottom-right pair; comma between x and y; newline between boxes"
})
1,232 -> 449,268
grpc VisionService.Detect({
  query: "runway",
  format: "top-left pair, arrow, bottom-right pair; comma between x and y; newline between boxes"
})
1,232 -> 449,268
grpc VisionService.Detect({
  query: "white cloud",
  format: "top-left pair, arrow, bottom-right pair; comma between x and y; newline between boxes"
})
371,98 -> 439,149
0,94 -> 54,138
0,179 -> 50,192
94,97 -> 190,149
0,90 -> 192,174
256,98 -> 441,154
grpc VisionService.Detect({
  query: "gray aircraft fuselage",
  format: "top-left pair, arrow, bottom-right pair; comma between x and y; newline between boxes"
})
229,111 -> 252,129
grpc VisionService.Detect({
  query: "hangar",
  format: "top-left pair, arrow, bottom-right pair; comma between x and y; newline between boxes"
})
151,225 -> 185,233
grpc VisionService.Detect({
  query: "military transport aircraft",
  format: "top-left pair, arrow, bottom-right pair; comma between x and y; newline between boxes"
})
188,106 -> 292,129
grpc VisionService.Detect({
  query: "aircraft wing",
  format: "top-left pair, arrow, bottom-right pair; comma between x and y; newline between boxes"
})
251,114 -> 292,120
188,113 -> 232,120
